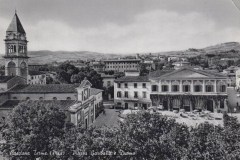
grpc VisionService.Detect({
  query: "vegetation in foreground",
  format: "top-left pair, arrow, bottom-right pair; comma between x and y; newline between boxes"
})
0,101 -> 240,160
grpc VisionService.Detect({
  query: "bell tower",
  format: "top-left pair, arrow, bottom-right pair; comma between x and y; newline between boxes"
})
4,12 -> 29,79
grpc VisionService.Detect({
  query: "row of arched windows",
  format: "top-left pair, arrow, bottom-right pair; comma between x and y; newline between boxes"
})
13,97 -> 72,100
8,45 -> 26,53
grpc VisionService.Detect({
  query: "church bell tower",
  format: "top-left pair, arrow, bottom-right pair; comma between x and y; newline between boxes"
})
4,12 -> 29,79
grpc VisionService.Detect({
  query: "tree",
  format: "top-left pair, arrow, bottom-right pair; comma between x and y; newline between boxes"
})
0,101 -> 66,160
139,63 -> 149,76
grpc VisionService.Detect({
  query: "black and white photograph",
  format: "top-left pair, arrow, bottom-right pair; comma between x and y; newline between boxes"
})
0,0 -> 240,159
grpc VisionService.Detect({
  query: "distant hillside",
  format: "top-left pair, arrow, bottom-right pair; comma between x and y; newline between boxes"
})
203,42 -> 240,53
0,42 -> 240,65
27,51 -> 121,64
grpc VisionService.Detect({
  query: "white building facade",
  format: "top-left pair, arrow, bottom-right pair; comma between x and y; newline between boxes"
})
114,67 -> 229,112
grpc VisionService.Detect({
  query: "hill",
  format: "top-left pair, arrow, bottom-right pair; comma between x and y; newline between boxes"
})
0,42 -> 240,65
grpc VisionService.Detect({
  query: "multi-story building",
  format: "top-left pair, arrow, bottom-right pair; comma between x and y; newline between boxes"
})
222,66 -> 240,86
114,67 -> 229,112
103,59 -> 141,72
27,71 -> 46,85
114,76 -> 152,109
101,73 -> 117,88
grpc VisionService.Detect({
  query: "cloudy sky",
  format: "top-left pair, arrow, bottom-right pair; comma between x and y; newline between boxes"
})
0,0 -> 240,54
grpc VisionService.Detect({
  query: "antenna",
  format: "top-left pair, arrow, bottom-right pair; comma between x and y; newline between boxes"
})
232,0 -> 240,12
15,9 -> 17,14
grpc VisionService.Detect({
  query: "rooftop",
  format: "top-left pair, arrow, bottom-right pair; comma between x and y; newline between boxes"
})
115,76 -> 149,82
149,69 -> 173,78
0,76 -> 15,83
90,88 -> 103,95
0,100 -> 75,110
29,70 -> 46,76
6,13 -> 25,34
103,59 -> 141,62
9,84 -> 79,93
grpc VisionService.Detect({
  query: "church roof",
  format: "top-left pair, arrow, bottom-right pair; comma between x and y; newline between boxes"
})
6,13 -> 26,34
0,76 -> 16,83
8,84 -> 79,93
0,100 -> 75,110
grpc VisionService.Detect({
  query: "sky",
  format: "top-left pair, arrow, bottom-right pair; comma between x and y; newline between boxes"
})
0,0 -> 240,54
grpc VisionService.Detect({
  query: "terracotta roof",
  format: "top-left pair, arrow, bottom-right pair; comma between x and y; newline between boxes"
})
114,76 -> 149,82
0,100 -> 75,110
9,84 -> 79,93
149,70 -> 173,78
0,76 -> 15,83
29,70 -> 46,76
151,67 -> 227,80
90,88 -> 103,95
6,13 -> 25,34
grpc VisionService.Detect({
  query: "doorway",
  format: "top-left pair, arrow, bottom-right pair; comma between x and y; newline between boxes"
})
125,103 -> 128,109
207,100 -> 214,112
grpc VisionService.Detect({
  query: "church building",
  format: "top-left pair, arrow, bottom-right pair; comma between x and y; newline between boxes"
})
0,13 -> 103,127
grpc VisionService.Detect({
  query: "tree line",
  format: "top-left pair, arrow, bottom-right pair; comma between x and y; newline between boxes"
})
0,101 -> 240,160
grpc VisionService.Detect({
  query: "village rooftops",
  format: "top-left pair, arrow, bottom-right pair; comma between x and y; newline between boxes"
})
114,76 -> 149,82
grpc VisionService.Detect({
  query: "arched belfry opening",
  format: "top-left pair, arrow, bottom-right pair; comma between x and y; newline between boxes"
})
20,62 -> 27,77
7,61 -> 16,76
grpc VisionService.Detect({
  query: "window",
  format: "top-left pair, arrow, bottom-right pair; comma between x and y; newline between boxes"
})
219,85 -> 226,92
53,97 -> 57,100
134,92 -> 138,98
66,97 -> 71,100
194,85 -> 202,92
142,83 -> 146,88
124,83 -> 128,88
117,91 -> 122,98
13,97 -> 17,100
220,100 -> 225,109
172,85 -> 179,92
107,81 -> 111,87
143,92 -> 147,98
117,83 -> 121,88
124,91 -> 128,98
183,85 -> 190,92
26,97 -> 30,100
134,103 -> 138,107
206,85 -> 214,92
39,97 -> 43,100
162,85 -> 169,92
134,83 -> 138,88
152,85 -> 158,92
